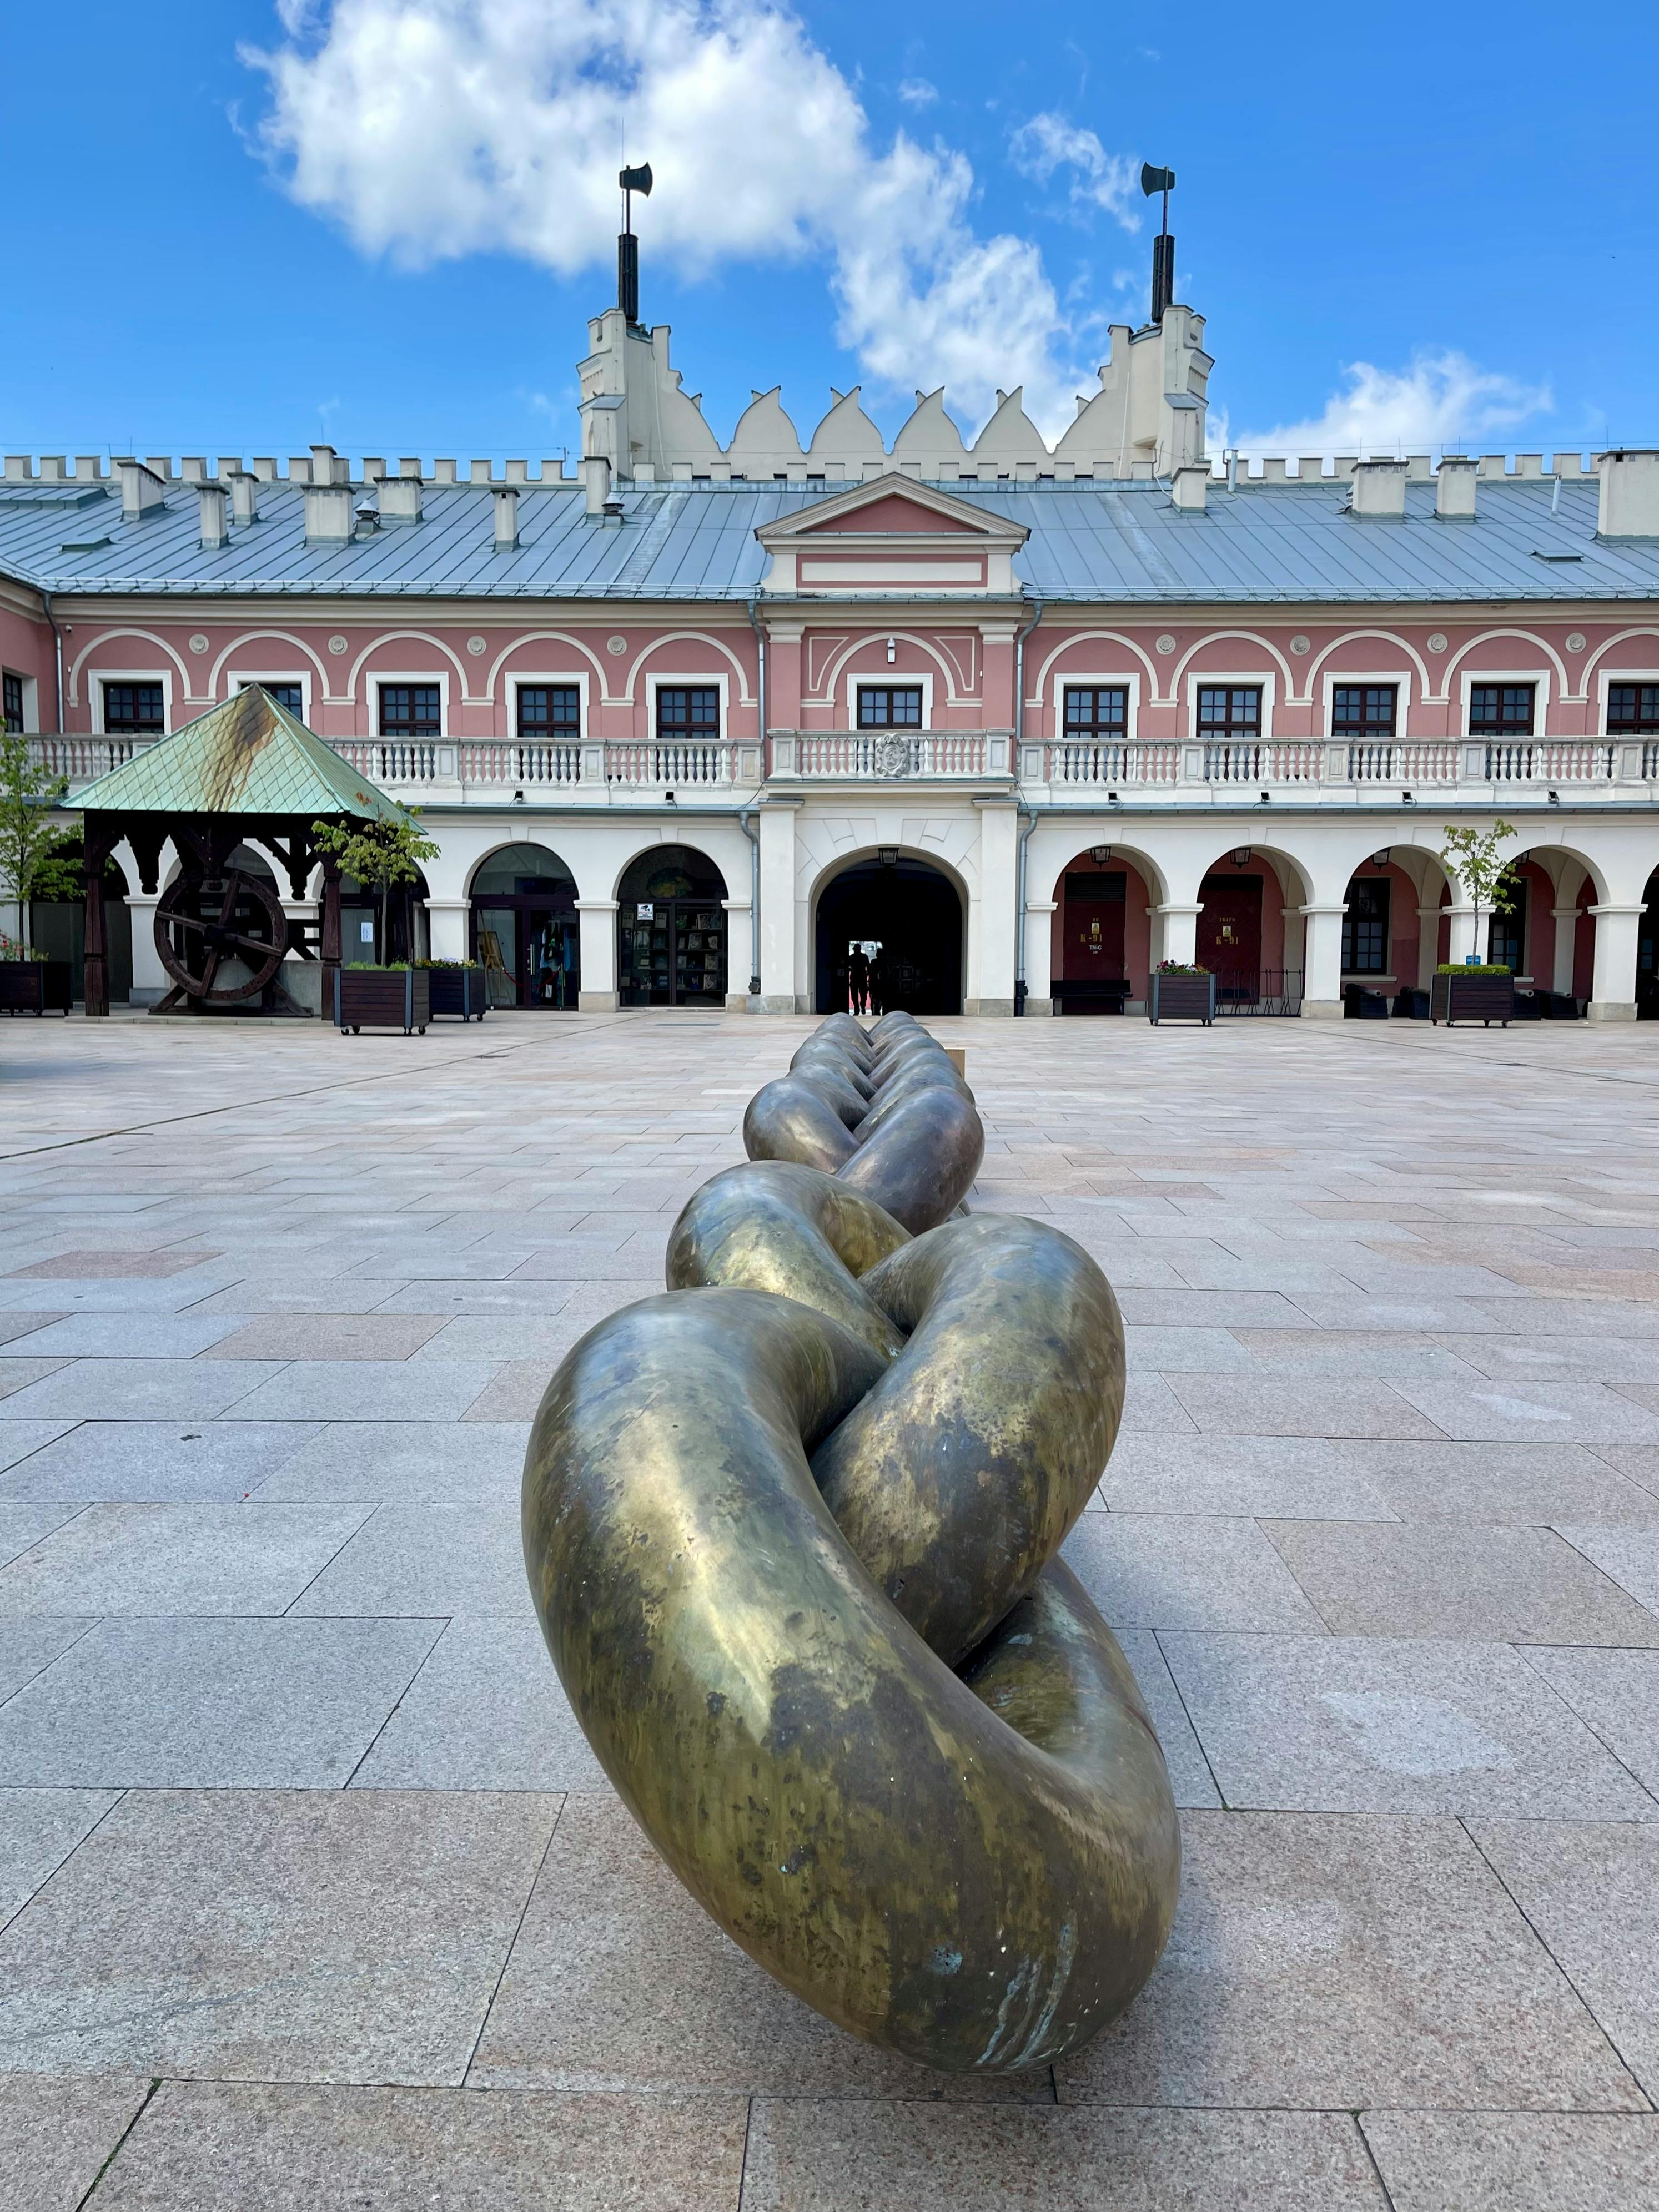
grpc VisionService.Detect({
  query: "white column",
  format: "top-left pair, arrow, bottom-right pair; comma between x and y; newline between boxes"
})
425,898 -> 469,963
972,802 -> 1019,1016
1551,905 -> 1580,996
575,899 -> 619,1010
125,893 -> 169,1006
1445,904 -> 1478,966
721,898 -> 752,1011
1586,904 -> 1645,1022
1280,904 -> 1307,984
1023,899 -> 1057,1015
1416,905 -> 1442,991
1299,903 -> 1347,1018
757,802 -> 798,1013
1154,901 -> 1203,968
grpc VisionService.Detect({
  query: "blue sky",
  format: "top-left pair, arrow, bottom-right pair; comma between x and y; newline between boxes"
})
4,1 -> 1656,462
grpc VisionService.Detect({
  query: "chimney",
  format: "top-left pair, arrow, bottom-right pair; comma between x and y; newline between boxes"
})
1436,455 -> 1479,520
378,473 -> 423,525
584,454 -> 611,516
118,459 -> 168,519
1597,449 -> 1659,537
1169,462 -> 1208,511
1350,458 -> 1407,518
493,486 -> 520,550
302,480 -> 355,542
197,481 -> 228,549
310,442 -> 343,487
228,471 -> 260,527
362,457 -> 386,482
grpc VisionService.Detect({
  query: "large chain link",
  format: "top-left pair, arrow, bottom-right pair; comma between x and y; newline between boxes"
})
522,1011 -> 1178,2074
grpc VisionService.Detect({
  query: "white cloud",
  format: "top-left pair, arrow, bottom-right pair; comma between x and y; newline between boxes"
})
1008,113 -> 1140,230
897,77 -> 937,107
242,0 -> 1091,432
1233,351 -> 1552,456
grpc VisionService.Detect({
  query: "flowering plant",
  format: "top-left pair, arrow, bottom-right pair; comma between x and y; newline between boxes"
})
0,931 -> 48,962
1154,960 -> 1210,975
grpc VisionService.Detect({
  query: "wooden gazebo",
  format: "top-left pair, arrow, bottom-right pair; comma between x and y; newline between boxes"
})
74,685 -> 413,1017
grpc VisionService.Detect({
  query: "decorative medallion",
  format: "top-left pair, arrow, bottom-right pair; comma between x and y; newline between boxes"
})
1289,633 -> 1310,655
1565,631 -> 1586,653
466,634 -> 486,656
606,633 -> 629,656
328,634 -> 348,656
1426,632 -> 1447,653
188,633 -> 209,656
1154,633 -> 1177,656
872,733 -> 913,778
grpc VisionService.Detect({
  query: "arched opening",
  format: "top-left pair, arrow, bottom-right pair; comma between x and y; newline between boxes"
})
1050,846 -> 1153,1014
616,845 -> 728,1007
470,844 -> 579,1008
1195,844 -> 1309,1014
813,853 -> 963,1016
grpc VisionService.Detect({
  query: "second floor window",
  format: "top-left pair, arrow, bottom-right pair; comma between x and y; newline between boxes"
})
1063,686 -> 1129,742
1197,686 -> 1261,743
857,686 -> 923,728
519,685 -> 580,739
1607,683 -> 1659,734
379,683 -> 441,738
240,680 -> 304,717
657,686 -> 720,742
1332,684 -> 1397,738
2,672 -> 22,733
1469,683 -> 1535,737
103,681 -> 164,733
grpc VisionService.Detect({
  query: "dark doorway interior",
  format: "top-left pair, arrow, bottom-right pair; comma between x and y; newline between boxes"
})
1198,871 -> 1263,1001
1638,869 -> 1658,1018
470,844 -> 579,1008
815,856 -> 962,1015
1057,869 -> 1129,1013
617,845 -> 728,1007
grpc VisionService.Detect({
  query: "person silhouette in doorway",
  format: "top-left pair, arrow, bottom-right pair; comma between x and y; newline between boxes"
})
868,950 -> 887,1017
849,945 -> 871,1015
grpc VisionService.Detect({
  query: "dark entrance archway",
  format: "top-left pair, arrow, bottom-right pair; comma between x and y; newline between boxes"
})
470,844 -> 579,1008
617,845 -> 728,1006
814,854 -> 963,1015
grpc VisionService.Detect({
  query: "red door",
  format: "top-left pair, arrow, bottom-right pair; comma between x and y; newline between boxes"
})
1198,874 -> 1262,1000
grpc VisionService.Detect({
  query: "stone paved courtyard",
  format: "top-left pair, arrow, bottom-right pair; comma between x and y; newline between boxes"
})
0,1006 -> 1656,2209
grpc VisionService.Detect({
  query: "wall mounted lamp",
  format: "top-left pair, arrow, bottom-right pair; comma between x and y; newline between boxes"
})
1258,790 -> 1271,804
1090,845 -> 1113,865
1229,846 -> 1253,868
1400,790 -> 1415,804
1107,790 -> 1120,804
886,636 -> 897,664
512,788 -> 525,804
1547,788 -> 1561,804
1371,848 -> 1392,866
877,846 -> 898,867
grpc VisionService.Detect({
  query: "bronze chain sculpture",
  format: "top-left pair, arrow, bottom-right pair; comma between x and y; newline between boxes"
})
522,1010 -> 1179,2074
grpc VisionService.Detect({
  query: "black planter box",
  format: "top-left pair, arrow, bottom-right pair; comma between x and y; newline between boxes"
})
334,968 -> 430,1035
0,960 -> 73,1015
1393,987 -> 1431,1020
1431,973 -> 1515,1027
425,968 -> 488,1021
1148,973 -> 1215,1025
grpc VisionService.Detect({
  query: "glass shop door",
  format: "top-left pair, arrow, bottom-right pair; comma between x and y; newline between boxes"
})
620,900 -> 727,1006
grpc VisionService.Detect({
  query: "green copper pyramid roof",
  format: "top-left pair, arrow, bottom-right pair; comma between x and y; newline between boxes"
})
76,686 -> 414,823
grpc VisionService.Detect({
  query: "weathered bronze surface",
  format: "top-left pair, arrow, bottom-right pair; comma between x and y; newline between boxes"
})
522,1013 -> 1179,2074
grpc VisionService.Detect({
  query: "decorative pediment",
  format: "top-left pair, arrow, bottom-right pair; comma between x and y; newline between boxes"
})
755,473 -> 1028,597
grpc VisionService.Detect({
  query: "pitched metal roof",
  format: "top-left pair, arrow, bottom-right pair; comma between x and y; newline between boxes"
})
2,473 -> 1656,605
76,684 -> 413,822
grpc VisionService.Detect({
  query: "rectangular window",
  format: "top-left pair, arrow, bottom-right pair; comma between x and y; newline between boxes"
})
1342,879 -> 1390,975
517,684 -> 581,738
1331,684 -> 1397,738
1607,683 -> 1659,734
2,672 -> 22,733
1063,686 -> 1129,740
1197,685 -> 1261,741
102,681 -> 164,733
857,686 -> 923,728
1469,683 -> 1535,735
656,686 -> 720,741
378,683 -> 441,737
239,679 -> 304,717
1488,881 -> 1527,973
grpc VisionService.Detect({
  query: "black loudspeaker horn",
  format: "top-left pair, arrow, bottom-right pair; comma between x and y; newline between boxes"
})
1140,163 -> 1175,198
620,163 -> 654,197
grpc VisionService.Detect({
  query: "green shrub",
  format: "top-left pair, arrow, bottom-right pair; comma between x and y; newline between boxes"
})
1435,963 -> 1512,976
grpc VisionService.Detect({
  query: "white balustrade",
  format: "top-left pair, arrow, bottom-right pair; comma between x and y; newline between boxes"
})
606,740 -> 737,786
1346,740 -> 1460,784
791,732 -> 989,778
27,735 -> 143,785
1046,740 -> 1178,786
1484,740 -> 1617,783
460,742 -> 582,786
332,739 -> 441,784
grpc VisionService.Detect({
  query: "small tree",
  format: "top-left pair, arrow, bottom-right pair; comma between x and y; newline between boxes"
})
311,812 -> 440,963
1439,821 -> 1521,966
0,734 -> 81,953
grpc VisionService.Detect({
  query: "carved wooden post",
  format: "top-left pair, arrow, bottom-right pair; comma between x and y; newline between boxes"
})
82,822 -> 114,1017
319,846 -> 343,1020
